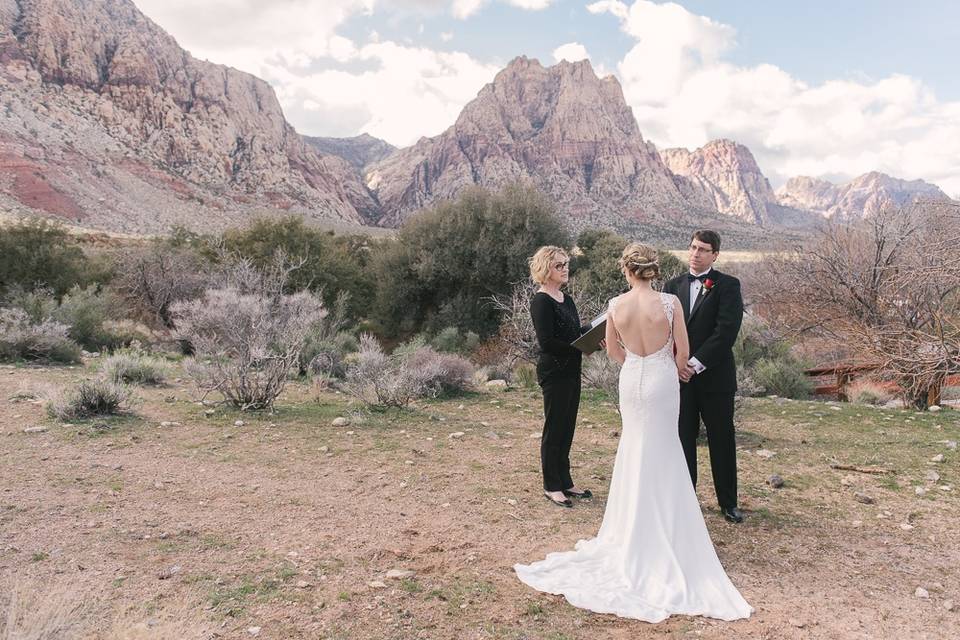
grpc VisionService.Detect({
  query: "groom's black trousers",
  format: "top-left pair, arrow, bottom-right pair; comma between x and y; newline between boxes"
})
679,382 -> 738,509
540,375 -> 581,492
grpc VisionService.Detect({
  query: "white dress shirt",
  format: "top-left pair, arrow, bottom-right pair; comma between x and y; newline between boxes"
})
687,268 -> 712,374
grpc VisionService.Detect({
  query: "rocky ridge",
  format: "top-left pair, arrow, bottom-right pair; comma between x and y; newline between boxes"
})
0,0 -> 377,233
776,172 -> 949,220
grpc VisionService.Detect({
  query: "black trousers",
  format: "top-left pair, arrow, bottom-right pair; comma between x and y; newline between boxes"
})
539,375 -> 581,492
679,383 -> 738,509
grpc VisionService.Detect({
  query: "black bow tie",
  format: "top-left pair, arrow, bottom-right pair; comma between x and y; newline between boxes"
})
687,273 -> 709,283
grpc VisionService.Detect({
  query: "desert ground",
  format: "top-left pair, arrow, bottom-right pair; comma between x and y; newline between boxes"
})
1,359 -> 958,639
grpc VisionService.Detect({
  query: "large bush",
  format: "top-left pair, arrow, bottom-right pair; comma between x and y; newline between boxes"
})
0,219 -> 92,297
372,184 -> 569,338
0,308 -> 81,363
114,244 -> 213,329
222,217 -> 375,322
572,229 -> 684,304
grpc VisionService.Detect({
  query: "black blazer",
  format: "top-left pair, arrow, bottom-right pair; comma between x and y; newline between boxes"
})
663,269 -> 744,392
530,292 -> 584,385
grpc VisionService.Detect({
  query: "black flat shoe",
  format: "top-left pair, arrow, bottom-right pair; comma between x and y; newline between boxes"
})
563,488 -> 593,499
721,506 -> 745,523
544,492 -> 573,508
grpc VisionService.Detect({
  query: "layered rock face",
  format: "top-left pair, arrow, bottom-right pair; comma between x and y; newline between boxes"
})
0,0 -> 377,233
366,57 -> 696,229
777,172 -> 949,220
660,140 -> 778,224
305,134 -> 396,173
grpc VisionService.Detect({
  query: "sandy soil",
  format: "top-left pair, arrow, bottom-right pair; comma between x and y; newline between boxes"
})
1,361 -> 958,639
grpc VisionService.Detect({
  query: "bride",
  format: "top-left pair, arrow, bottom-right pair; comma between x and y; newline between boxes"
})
514,243 -> 753,622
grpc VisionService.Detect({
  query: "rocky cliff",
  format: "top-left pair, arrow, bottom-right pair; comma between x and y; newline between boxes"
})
366,57 -> 699,230
776,172 -> 949,220
0,0 -> 377,233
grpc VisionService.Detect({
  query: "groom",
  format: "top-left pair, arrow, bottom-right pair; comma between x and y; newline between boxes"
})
664,230 -> 745,523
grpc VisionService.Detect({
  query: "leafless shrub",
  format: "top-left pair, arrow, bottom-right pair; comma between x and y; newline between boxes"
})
847,378 -> 896,406
174,288 -> 325,411
343,335 -> 473,406
0,308 -> 81,363
751,200 -> 960,408
115,245 -> 212,329
582,354 -> 622,405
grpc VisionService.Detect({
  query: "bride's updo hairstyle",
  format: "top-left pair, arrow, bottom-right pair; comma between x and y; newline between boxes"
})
619,243 -> 660,281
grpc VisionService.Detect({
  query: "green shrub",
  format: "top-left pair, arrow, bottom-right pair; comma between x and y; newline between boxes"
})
752,357 -> 812,399
513,362 -> 537,389
100,348 -> 171,385
0,219 -> 92,297
52,285 -> 125,351
572,229 -> 684,303
46,378 -> 133,420
372,184 -> 569,338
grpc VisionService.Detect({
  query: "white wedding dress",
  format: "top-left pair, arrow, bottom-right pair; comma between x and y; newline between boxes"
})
515,293 -> 753,622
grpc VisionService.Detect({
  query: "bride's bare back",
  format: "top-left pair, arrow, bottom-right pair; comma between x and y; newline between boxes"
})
611,290 -> 672,356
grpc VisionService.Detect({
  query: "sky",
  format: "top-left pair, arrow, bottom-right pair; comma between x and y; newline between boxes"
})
133,0 -> 960,196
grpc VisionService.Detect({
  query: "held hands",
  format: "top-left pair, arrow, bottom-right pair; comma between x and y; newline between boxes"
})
678,363 -> 696,382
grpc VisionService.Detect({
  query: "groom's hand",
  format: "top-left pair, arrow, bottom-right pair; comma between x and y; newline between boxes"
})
679,365 -> 696,382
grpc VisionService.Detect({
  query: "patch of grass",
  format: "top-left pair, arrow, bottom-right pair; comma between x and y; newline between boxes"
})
200,533 -> 235,550
337,591 -> 351,602
525,602 -> 544,616
400,578 -> 423,593
426,577 -> 496,615
30,551 -> 48,562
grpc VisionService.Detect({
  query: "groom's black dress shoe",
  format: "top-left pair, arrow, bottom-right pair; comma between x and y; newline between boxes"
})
563,489 -> 593,499
544,492 -> 573,508
721,506 -> 745,523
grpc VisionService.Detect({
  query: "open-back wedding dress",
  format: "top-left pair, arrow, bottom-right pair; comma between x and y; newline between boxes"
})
515,292 -> 753,622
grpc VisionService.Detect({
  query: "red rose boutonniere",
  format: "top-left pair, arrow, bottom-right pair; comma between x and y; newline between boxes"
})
701,278 -> 715,295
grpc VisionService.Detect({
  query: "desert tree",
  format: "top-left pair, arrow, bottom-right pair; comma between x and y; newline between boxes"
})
750,199 -> 960,408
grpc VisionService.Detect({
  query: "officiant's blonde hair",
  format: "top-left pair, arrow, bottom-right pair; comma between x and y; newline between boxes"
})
619,243 -> 660,280
529,246 -> 568,285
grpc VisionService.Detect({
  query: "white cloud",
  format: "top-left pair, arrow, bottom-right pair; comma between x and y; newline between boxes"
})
552,42 -> 590,63
440,31 -> 454,41
592,0 -> 960,195
452,0 -> 554,20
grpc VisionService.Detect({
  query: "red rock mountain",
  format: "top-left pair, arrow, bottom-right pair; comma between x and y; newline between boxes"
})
659,139 -> 779,225
366,57 -> 701,230
0,0 -> 378,233
776,172 -> 949,220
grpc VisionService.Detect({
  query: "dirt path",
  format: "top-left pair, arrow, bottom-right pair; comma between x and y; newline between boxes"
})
1,362 -> 958,639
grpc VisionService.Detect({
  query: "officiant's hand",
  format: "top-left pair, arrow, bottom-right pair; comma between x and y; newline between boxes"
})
598,339 -> 606,350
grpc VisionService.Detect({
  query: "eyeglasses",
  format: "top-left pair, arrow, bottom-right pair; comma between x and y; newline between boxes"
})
688,245 -> 716,256
553,261 -> 569,270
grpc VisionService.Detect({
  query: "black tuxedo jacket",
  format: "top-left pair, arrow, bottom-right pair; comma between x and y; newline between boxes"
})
663,269 -> 744,392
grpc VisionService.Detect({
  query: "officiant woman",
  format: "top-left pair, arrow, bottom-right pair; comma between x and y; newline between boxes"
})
529,246 -> 592,508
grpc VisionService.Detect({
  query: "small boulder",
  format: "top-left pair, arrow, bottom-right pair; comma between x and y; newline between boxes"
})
485,379 -> 508,390
928,405 -> 942,413
331,417 -> 350,427
931,454 -> 945,463
234,420 -> 244,427
766,474 -> 785,488
755,449 -> 776,459
448,432 -> 465,439
915,586 -> 930,599
385,569 -> 415,580
854,492 -> 875,505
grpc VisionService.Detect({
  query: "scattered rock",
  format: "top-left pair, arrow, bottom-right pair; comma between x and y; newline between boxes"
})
931,454 -> 945,463
755,449 -> 776,459
766,474 -> 785,488
331,417 -> 350,427
158,565 -> 181,580
840,474 -> 857,487
506,498 -> 517,506
926,470 -> 941,483
854,492 -> 875,505
448,432 -> 465,439
159,421 -> 180,427
345,431 -> 355,436
367,580 -> 387,589
947,441 -> 958,450
233,420 -> 244,427
915,487 -> 927,496
485,379 -> 508,390
899,523 -> 914,531
928,405 -> 942,413
788,618 -> 805,628
944,599 -> 955,612
247,627 -> 261,636
204,409 -> 215,416
385,569 -> 415,580
915,586 -> 930,599
22,426 -> 47,434
295,580 -> 312,588
484,431 -> 500,440
318,446 -> 329,453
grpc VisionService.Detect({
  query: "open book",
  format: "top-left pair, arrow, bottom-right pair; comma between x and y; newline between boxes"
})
572,312 -> 607,354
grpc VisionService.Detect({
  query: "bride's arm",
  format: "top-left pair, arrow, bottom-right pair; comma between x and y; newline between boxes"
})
672,296 -> 690,372
605,310 -> 625,365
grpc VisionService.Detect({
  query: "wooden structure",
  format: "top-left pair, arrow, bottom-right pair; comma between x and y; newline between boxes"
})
805,363 -> 960,405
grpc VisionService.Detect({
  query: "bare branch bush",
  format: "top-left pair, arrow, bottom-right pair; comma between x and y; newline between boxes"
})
750,199 -> 960,407
172,253 -> 326,411
114,245 -> 212,329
